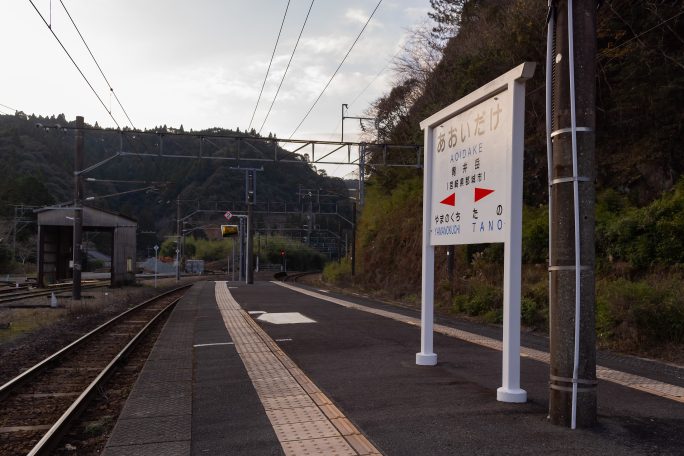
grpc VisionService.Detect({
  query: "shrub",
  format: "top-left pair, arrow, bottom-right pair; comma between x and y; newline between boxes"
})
596,276 -> 684,349
452,282 -> 502,321
322,258 -> 352,286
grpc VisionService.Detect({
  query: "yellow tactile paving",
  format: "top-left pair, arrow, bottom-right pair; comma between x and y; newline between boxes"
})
281,437 -> 357,456
274,281 -> 684,404
266,406 -> 328,425
214,282 -> 383,456
261,395 -> 313,411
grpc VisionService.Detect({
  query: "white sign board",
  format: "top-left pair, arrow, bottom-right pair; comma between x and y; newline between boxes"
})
417,62 -> 536,405
430,94 -> 509,245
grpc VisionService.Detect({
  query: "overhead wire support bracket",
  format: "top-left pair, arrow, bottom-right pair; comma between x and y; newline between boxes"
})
38,124 -> 422,168
75,151 -> 121,176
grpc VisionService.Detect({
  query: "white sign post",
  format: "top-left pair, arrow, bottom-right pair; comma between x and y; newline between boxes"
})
417,62 -> 535,403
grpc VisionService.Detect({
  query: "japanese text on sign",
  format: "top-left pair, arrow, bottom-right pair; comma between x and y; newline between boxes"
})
430,93 -> 511,245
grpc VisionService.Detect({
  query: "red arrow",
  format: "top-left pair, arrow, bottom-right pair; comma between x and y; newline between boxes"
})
440,193 -> 455,206
474,187 -> 494,202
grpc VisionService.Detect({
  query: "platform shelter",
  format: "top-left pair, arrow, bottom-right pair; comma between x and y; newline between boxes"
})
36,206 -> 137,287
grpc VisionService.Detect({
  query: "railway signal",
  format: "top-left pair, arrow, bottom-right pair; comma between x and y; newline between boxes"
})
221,225 -> 239,238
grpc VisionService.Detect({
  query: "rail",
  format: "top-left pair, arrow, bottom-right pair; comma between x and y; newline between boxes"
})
0,284 -> 192,455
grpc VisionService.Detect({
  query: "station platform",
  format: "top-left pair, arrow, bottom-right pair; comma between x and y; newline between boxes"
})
102,280 -> 684,456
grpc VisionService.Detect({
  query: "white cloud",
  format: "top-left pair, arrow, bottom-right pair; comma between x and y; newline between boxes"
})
345,8 -> 383,30
404,7 -> 431,21
300,36 -> 350,55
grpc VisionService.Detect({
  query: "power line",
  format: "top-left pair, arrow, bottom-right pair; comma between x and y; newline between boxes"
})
26,0 -> 121,129
329,48 -> 399,139
248,0 -> 291,132
0,102 -> 18,112
258,0 -> 316,136
350,60 -> 390,107
289,0 -> 383,139
58,0 -> 135,129
602,7 -> 684,57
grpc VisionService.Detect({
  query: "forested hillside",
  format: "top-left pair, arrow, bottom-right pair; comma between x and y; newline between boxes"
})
331,0 -> 684,359
0,113 -> 349,266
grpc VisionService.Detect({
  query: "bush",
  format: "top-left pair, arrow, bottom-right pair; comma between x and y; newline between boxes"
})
322,258 -> 352,286
597,179 -> 684,268
521,278 -> 548,329
522,204 -> 548,264
260,236 -> 326,271
596,276 -> 684,349
452,282 -> 502,323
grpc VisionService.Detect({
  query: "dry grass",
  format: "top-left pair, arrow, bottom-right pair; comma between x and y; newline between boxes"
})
0,307 -> 67,343
0,276 -> 205,346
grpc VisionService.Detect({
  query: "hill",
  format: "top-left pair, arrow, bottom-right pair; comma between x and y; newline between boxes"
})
0,113 -> 352,266
333,0 -> 684,360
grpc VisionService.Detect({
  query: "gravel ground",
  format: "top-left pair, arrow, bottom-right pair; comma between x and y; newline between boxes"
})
0,275 -> 214,386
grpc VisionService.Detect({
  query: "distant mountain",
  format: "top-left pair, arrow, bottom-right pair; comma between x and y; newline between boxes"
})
0,113 -> 352,248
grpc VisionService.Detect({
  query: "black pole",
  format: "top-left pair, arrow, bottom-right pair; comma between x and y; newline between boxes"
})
247,171 -> 254,284
548,0 -> 597,428
446,245 -> 454,297
72,116 -> 84,300
351,202 -> 356,276
176,199 -> 181,281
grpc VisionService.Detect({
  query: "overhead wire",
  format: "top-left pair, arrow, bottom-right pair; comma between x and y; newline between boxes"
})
326,57 -> 389,176
601,6 -> 684,64
288,0 -> 383,139
26,0 -> 122,129
58,0 -> 135,129
258,0 -> 315,136
248,0 -> 291,132
0,102 -> 18,112
329,47 -> 399,142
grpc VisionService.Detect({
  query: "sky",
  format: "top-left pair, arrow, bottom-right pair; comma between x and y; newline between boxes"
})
1,0 -> 433,177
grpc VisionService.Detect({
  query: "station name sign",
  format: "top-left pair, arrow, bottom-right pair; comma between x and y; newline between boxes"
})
417,63 -> 536,404
430,94 -> 509,245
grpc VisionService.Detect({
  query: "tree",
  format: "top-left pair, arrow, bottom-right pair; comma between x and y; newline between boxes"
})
427,0 -> 466,49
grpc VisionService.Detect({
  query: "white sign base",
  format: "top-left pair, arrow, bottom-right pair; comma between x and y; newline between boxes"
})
417,62 -> 535,403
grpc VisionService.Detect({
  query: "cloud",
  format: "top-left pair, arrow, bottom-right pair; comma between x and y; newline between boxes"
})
404,7 -> 431,21
345,8 -> 383,30
300,36 -> 350,55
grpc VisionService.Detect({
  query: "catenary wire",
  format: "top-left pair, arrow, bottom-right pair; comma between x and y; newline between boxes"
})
0,102 -> 18,112
26,0 -> 122,129
58,0 -> 135,129
258,0 -> 315,136
602,6 -> 684,59
248,0 -> 291,132
288,0 -> 383,139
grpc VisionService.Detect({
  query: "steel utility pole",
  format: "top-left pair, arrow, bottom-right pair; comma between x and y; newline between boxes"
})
247,170 -> 255,284
351,202 -> 356,276
72,116 -> 84,300
176,199 -> 181,281
548,0 -> 597,428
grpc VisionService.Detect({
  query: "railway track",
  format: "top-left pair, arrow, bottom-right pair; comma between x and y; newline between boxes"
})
0,281 -> 110,306
0,284 -> 191,455
282,271 -> 321,282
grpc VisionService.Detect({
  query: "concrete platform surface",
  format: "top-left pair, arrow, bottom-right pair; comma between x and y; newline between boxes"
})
103,280 -> 683,455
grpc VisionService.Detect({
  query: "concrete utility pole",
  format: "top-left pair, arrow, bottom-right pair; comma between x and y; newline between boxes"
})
72,116 -> 84,300
548,0 -> 597,428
